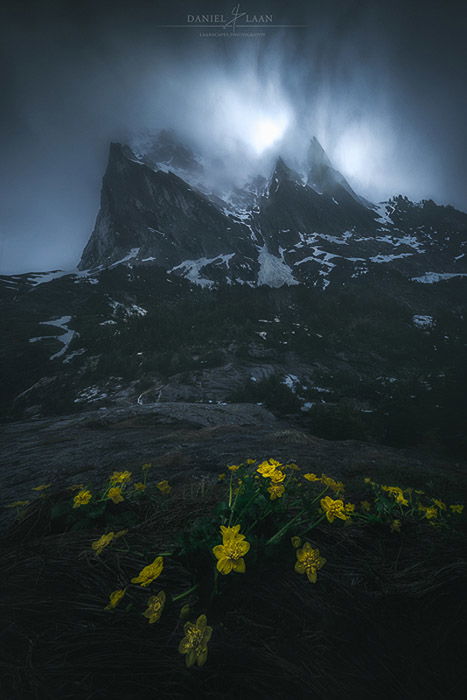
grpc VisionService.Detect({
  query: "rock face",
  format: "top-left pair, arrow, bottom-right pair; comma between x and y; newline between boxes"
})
79,134 -> 467,291
2,130 -> 466,454
79,143 -> 258,279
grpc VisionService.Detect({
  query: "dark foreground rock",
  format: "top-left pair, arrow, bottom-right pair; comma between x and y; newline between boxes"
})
1,402 -> 466,528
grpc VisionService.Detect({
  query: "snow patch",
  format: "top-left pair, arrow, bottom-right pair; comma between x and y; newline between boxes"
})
27,270 -> 69,286
412,272 -> 467,284
282,374 -> 300,392
169,253 -> 235,288
257,246 -> 299,288
413,315 -> 433,329
30,316 -> 77,360
110,248 -> 140,267
369,253 -> 413,263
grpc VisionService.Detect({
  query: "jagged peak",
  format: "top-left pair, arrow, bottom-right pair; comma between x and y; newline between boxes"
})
268,157 -> 303,195
108,142 -> 139,161
134,129 -> 203,175
307,136 -> 367,205
308,136 -> 333,170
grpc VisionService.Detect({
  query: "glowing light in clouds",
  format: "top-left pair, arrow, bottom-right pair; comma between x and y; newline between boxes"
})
249,115 -> 289,154
332,123 -> 395,195
204,80 -> 292,156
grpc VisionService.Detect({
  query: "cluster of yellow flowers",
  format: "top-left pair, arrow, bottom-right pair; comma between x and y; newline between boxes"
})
381,485 -> 409,507
303,473 -> 345,495
256,458 -> 288,500
70,466 -> 172,509
102,544 -> 212,667
4,456 -> 465,673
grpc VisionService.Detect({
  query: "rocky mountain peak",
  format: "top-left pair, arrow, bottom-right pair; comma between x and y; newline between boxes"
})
137,129 -> 203,176
307,136 -> 362,204
268,157 -> 303,195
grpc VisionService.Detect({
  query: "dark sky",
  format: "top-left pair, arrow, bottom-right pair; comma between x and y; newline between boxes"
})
1,0 -> 466,273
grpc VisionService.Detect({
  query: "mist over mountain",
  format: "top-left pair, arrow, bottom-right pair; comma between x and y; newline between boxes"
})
1,0 -> 467,273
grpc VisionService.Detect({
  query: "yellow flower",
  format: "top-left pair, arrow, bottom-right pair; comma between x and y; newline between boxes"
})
320,496 -> 348,523
449,504 -> 464,514
218,473 -> 226,481
178,614 -> 213,668
213,530 -> 250,575
290,536 -> 302,548
267,483 -> 285,500
228,464 -> 240,472
134,482 -> 146,491
143,590 -> 166,623
114,529 -> 128,539
67,483 -> 84,491
432,499 -> 446,510
257,459 -> 281,477
91,532 -> 115,555
381,486 -> 409,507
142,462 -> 152,470
285,462 -> 300,470
73,489 -> 92,508
344,503 -> 355,515
321,475 -> 345,495
109,470 -> 132,484
105,588 -> 126,610
5,500 -> 30,508
364,477 -> 373,484
390,519 -> 401,533
220,524 -> 246,542
32,483 -> 51,491
269,470 -> 286,483
107,487 -> 124,504
294,542 -> 326,583
360,500 -> 371,512
423,506 -> 438,520
246,458 -> 256,464
131,556 -> 164,587
303,473 -> 321,482
156,480 -> 171,494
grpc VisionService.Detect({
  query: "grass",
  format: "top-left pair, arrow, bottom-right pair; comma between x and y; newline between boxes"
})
1,463 -> 466,699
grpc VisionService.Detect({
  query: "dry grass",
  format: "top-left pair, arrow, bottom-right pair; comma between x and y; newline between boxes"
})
1,483 -> 466,699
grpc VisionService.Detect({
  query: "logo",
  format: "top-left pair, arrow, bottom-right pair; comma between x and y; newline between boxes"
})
187,5 -> 273,31
158,5 -> 307,38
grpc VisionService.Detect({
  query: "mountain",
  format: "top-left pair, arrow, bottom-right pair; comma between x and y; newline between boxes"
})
2,132 -> 467,455
79,135 -> 467,290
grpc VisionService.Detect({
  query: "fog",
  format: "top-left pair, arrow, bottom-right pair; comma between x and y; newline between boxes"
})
1,0 -> 466,273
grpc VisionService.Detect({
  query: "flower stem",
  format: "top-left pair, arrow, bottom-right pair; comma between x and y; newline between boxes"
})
235,487 -> 260,523
172,584 -> 199,602
300,513 -> 326,536
266,509 -> 306,545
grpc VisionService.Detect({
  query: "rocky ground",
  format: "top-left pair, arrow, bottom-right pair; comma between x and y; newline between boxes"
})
2,401 -> 466,529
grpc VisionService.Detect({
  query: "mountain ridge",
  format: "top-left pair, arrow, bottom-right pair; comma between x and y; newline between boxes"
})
1,131 -> 466,458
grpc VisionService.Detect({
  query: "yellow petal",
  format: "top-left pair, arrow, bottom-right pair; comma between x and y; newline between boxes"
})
217,557 -> 234,575
197,648 -> 208,667
196,614 -> 207,631
232,558 -> 246,573
294,561 -> 306,574
185,650 -> 196,668
212,545 -> 226,559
